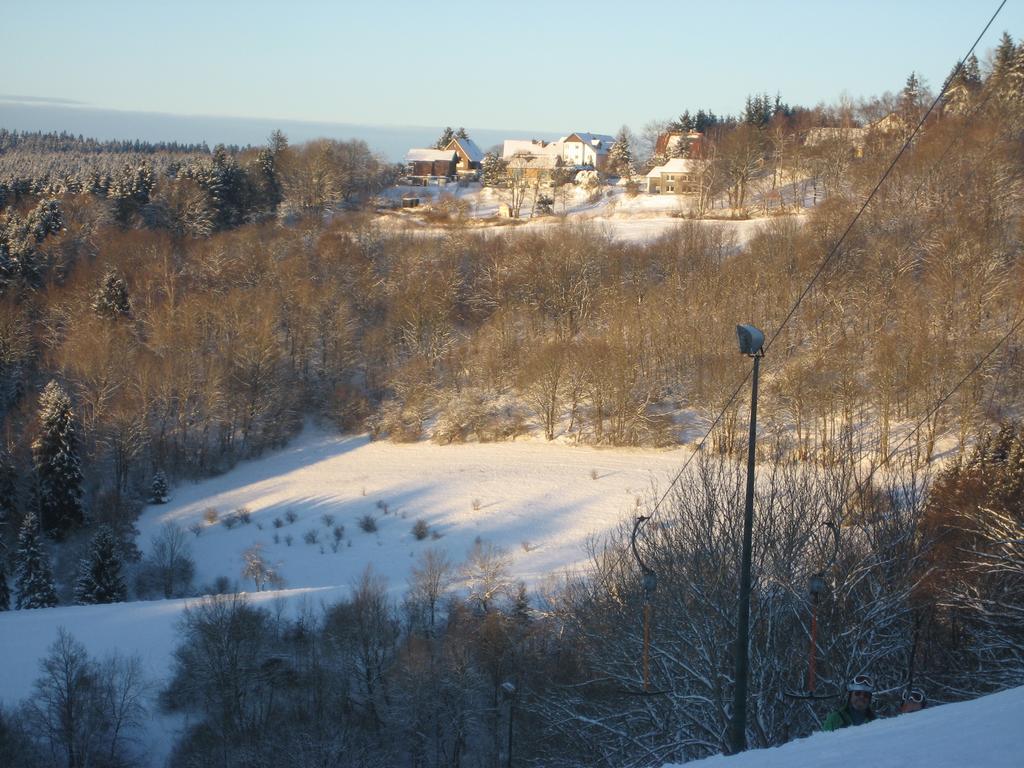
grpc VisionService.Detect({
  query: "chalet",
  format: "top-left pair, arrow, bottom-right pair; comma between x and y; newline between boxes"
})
803,126 -> 866,158
560,132 -> 616,170
444,137 -> 484,178
646,158 -> 698,194
507,152 -> 560,183
404,148 -> 458,185
655,131 -> 704,159
502,139 -> 561,162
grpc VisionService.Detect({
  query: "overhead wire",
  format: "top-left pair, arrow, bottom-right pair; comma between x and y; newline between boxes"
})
604,0 -> 1011,588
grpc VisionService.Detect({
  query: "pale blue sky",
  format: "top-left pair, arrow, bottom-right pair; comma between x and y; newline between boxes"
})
2,0 -> 1021,135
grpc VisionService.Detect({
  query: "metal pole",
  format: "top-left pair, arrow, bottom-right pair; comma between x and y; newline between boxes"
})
809,594 -> 818,693
729,353 -> 760,754
507,695 -> 513,768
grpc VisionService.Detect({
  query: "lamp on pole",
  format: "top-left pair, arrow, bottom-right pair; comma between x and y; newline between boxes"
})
501,681 -> 516,768
729,324 -> 764,755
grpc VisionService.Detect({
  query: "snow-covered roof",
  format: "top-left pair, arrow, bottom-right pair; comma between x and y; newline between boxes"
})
563,132 -> 617,150
646,157 -> 697,177
508,153 -> 560,170
405,148 -> 458,163
447,137 -> 484,163
502,139 -> 562,159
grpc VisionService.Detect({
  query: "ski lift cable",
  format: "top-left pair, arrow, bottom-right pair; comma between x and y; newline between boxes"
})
592,2 -> 1013,697
834,305 -> 1024,529
760,0 -> 1008,358
604,0 -> 1009,581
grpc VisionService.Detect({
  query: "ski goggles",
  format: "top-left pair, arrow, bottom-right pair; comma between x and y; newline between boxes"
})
847,674 -> 874,693
902,687 -> 926,704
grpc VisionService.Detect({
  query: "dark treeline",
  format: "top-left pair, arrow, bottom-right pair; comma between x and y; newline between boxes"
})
0,128 -> 212,155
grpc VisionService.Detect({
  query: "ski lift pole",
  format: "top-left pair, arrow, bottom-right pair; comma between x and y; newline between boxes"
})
632,516 -> 657,693
807,521 -> 839,693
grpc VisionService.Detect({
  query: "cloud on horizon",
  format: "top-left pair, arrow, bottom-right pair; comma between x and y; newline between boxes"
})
0,94 -> 88,107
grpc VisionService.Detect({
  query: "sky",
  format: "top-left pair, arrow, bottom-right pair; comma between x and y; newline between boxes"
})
0,0 -> 1019,156
1,0 -> 1022,149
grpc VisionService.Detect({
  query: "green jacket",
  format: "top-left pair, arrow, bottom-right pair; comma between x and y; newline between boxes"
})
822,704 -> 876,732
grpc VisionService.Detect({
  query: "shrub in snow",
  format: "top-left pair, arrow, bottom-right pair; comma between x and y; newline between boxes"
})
321,513 -> 335,528
136,522 -> 195,599
242,544 -> 278,591
189,523 -> 202,537
203,507 -> 219,525
284,509 -> 298,524
222,515 -> 239,530
359,515 -> 378,533
303,529 -> 319,545
412,519 -> 430,540
273,517 -> 284,528
284,534 -> 293,547
236,507 -> 252,524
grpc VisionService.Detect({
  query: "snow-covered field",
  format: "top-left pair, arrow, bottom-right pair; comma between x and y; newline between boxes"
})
1,422 -> 1020,766
0,424 -> 688,761
379,181 -> 801,244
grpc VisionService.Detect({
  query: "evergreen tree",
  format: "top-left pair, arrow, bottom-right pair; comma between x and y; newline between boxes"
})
481,152 -> 508,187
109,162 -> 155,226
943,54 -> 982,114
92,267 -> 132,320
32,380 -> 85,538
14,512 -> 57,609
693,109 -> 719,133
0,557 -> 10,610
149,470 -> 169,504
434,126 -> 455,150
607,126 -> 634,178
0,450 -> 17,538
991,31 -> 1017,85
455,127 -> 469,140
74,525 -> 127,604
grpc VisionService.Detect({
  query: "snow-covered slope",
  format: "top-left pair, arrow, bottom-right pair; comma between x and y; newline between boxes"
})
672,685 -> 1023,768
1,424 -> 688,707
1,424 -> 1021,767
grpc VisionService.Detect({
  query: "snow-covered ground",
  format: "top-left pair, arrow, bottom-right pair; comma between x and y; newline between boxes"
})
379,180 -> 803,244
0,423 -> 688,761
675,684 -> 1023,768
1,422 -> 1020,766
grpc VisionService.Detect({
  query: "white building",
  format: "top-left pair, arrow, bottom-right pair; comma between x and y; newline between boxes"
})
645,158 -> 698,194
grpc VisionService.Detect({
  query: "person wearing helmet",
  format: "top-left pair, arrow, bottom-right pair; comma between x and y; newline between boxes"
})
822,675 -> 877,731
900,686 -> 927,713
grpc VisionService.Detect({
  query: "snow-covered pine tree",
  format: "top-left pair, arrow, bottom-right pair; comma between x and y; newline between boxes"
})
608,127 -> 634,178
434,126 -> 455,150
32,380 -> 85,539
92,267 -> 132,319
149,469 -> 169,504
942,54 -> 982,115
0,557 -> 10,610
74,525 -> 126,604
14,512 -> 57,609
481,152 -> 507,187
